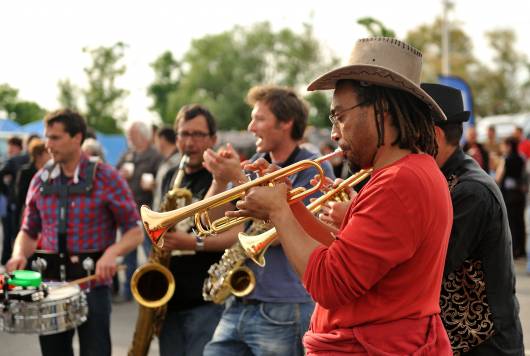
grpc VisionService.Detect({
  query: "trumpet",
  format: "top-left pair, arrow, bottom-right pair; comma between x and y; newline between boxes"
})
141,149 -> 343,248
239,169 -> 372,267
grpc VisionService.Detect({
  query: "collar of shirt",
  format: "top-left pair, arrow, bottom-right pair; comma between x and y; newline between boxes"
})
47,154 -> 91,184
441,148 -> 465,179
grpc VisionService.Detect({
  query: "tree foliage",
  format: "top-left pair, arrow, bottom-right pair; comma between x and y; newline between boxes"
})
57,79 -> 80,112
357,17 -> 396,38
82,42 -> 128,133
0,83 -> 46,124
148,22 -> 339,130
405,19 -> 530,117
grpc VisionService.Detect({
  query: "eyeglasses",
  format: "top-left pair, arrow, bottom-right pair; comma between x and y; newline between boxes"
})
177,131 -> 211,139
328,101 -> 368,126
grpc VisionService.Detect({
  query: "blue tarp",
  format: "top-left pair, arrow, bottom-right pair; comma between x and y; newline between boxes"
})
0,118 -> 23,132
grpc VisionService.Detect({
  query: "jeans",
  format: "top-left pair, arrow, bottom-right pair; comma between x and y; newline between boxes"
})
159,303 -> 223,356
204,297 -> 314,356
39,286 -> 112,356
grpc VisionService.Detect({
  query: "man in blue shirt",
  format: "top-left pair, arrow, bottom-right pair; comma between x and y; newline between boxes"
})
202,85 -> 335,355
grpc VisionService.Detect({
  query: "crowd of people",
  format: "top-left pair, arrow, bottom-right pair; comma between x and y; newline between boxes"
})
0,36 -> 526,355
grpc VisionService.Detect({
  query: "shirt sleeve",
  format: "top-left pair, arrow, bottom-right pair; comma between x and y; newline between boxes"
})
443,181 -> 499,277
20,173 -> 43,239
303,182 -> 418,309
102,165 -> 141,233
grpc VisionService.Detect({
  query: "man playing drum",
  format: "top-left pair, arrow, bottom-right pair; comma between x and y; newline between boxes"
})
227,37 -> 454,354
6,109 -> 143,356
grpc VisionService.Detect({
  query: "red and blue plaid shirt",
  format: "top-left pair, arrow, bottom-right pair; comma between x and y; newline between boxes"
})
21,154 -> 141,252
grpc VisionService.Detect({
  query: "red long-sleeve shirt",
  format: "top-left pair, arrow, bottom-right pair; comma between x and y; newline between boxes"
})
303,154 -> 453,354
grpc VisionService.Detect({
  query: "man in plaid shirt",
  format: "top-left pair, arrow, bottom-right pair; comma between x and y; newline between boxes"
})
6,109 -> 144,356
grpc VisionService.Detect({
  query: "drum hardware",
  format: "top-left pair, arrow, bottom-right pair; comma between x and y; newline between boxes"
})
82,257 -> 95,291
31,257 -> 48,275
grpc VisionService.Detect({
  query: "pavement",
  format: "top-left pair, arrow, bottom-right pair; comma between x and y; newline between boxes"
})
1,232 -> 530,355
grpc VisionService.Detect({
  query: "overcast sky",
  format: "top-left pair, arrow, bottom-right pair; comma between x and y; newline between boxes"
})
1,0 -> 528,124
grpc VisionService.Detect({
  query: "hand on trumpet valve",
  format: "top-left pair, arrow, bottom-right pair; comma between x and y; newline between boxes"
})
318,200 -> 350,229
227,183 -> 290,222
242,158 -> 288,184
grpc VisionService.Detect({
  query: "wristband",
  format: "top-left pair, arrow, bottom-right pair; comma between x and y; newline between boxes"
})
195,234 -> 205,251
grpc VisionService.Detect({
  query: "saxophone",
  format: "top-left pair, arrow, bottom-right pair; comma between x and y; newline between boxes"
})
128,155 -> 192,356
202,220 -> 270,304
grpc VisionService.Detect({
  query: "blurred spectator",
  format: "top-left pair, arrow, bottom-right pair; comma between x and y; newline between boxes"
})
153,126 -> 180,211
483,125 -> 502,175
82,137 -> 106,162
116,121 -> 163,301
0,136 -> 28,264
496,136 -> 527,258
514,126 -> 530,159
15,139 -> 50,225
463,126 -> 489,172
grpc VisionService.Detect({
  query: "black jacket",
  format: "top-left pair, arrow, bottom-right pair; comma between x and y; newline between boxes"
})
440,148 -> 523,355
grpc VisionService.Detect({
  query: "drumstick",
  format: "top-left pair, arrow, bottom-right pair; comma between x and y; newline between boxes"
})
49,265 -> 127,290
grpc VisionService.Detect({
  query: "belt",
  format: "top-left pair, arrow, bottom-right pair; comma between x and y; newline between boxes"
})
235,297 -> 261,305
27,250 -> 103,281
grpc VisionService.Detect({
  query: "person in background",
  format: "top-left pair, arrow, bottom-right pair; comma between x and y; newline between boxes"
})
0,136 -> 28,265
82,137 -> 106,162
513,126 -> 530,159
424,83 -> 524,355
496,136 -> 527,259
463,126 -> 489,172
483,125 -> 502,175
116,121 -> 163,301
15,139 -> 51,223
152,126 -> 180,211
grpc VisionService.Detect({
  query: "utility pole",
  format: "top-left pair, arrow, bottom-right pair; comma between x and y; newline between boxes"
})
441,0 -> 452,76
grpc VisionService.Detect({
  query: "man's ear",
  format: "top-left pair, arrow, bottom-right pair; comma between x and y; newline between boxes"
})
434,125 -> 445,145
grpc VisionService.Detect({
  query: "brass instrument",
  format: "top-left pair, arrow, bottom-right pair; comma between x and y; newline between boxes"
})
141,149 -> 343,248
239,169 -> 372,267
202,220 -> 270,304
128,155 -> 191,356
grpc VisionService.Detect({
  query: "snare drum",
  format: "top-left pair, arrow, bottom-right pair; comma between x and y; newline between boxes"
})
0,282 -> 88,335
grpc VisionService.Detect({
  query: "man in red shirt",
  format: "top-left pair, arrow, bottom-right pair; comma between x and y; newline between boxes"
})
228,37 -> 454,355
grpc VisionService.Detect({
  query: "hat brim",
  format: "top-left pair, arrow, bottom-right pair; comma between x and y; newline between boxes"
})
307,64 -> 447,121
448,111 -> 470,123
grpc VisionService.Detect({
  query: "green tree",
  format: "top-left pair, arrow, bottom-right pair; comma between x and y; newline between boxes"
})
147,51 -> 181,123
471,30 -> 530,115
405,20 -> 530,117
0,83 -> 46,124
357,18 -> 396,37
405,18 -> 476,84
82,42 -> 128,133
57,79 -> 80,112
148,22 -> 338,130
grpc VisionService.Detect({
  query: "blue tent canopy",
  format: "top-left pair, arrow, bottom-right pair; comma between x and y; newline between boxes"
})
0,118 -> 23,132
16,120 -> 127,166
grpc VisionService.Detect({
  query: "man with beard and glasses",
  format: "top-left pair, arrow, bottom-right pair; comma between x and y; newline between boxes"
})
225,38 -> 454,355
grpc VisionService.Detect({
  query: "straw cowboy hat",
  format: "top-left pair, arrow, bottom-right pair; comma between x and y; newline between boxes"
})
307,37 -> 447,121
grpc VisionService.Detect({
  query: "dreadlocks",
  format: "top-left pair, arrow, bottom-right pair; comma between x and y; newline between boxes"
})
337,80 -> 438,157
